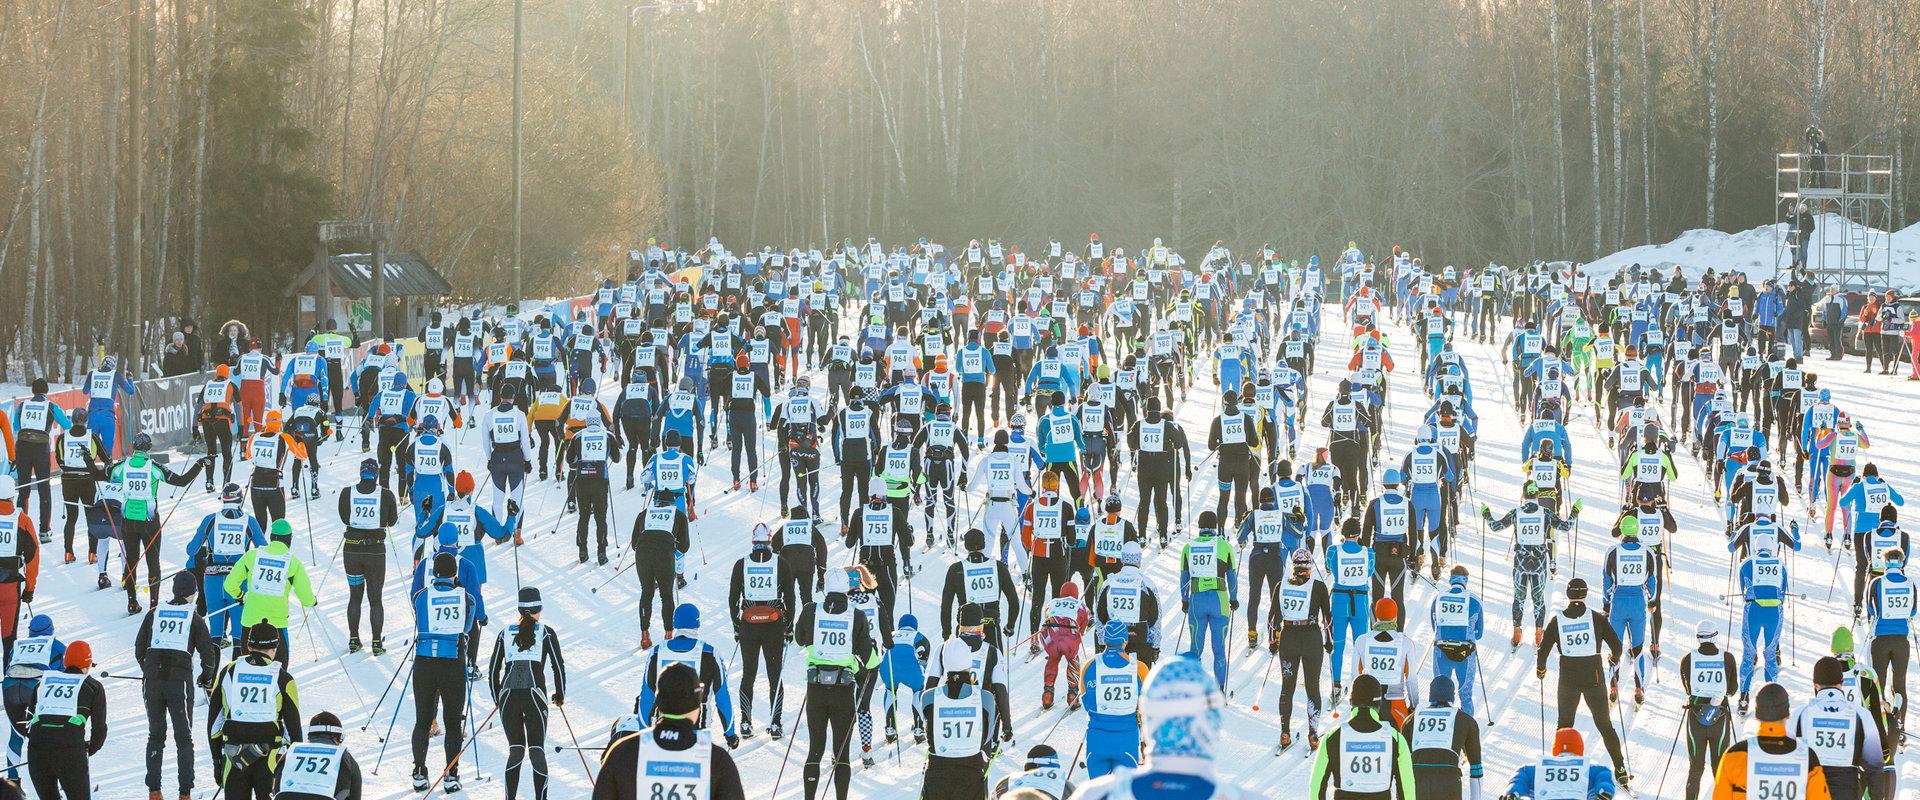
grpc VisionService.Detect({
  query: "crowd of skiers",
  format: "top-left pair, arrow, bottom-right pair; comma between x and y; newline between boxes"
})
0,230 -> 1907,800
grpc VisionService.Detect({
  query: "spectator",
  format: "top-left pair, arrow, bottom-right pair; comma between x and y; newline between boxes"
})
179,318 -> 204,369
1818,287 -> 1850,359
160,332 -> 196,376
1859,292 -> 1887,372
1791,203 -> 1815,271
215,321 -> 248,367
1754,279 -> 1784,351
1875,290 -> 1903,375
1805,126 -> 1829,188
1781,279 -> 1815,358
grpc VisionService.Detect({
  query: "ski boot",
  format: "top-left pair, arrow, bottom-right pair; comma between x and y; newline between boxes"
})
443,774 -> 462,794
1738,692 -> 1750,716
1511,626 -> 1524,648
371,637 -> 386,656
1067,691 -> 1081,712
1307,722 -> 1322,750
348,636 -> 363,654
1269,631 -> 1283,655
1029,641 -> 1042,658
861,749 -> 875,769
640,630 -> 653,650
1042,687 -> 1055,710
750,480 -> 758,492
1534,626 -> 1546,647
289,484 -> 301,500
96,573 -> 109,590
87,551 -> 96,564
883,720 -> 896,744
910,720 -> 924,743
1279,730 -> 1292,750
1613,768 -> 1631,789
676,574 -> 688,590
213,636 -> 230,652
769,721 -> 784,741
577,549 -> 589,564
741,718 -> 754,738
1248,629 -> 1261,653
732,480 -> 742,492
598,550 -> 609,566
412,767 -> 430,792
1634,685 -> 1645,706
127,598 -> 142,615
62,551 -> 73,564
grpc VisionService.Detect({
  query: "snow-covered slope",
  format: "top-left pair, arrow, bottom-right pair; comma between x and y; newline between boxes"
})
1583,214 -> 1920,290
20,298 -> 1920,800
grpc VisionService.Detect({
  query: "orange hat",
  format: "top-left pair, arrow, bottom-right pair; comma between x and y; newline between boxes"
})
1373,597 -> 1398,622
1552,727 -> 1584,756
63,641 -> 92,670
264,410 -> 283,430
735,352 -> 749,369
454,471 -> 476,496
216,363 -> 231,379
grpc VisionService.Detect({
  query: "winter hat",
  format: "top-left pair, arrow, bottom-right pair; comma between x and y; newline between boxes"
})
433,552 -> 458,580
518,587 -> 542,612
1349,674 -> 1384,707
672,603 -> 701,634
654,663 -> 703,716
1060,579 -> 1080,599
752,524 -> 773,545
269,519 -> 293,542
1565,578 -> 1588,601
897,614 -> 919,635
1196,511 -> 1218,531
1813,656 -> 1845,687
963,528 -> 986,552
308,711 -> 345,742
454,471 -> 476,497
1428,674 -> 1456,706
958,603 -> 985,629
359,459 -> 379,481
1552,727 -> 1584,756
437,522 -> 461,548
1372,597 -> 1398,624
940,638 -> 975,674
1120,540 -> 1143,566
1141,655 -> 1225,761
1023,744 -> 1062,771
1831,626 -> 1856,655
62,641 -> 91,670
247,622 -> 281,650
1102,620 -> 1130,646
825,567 -> 851,595
171,570 -> 199,600
1755,683 -> 1792,722
27,614 -> 53,636
1696,620 -> 1721,643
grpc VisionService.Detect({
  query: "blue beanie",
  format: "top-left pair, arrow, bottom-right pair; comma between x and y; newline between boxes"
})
437,522 -> 460,547
27,614 -> 52,636
1429,674 -> 1456,706
672,603 -> 701,632
1102,620 -> 1129,646
898,613 -> 919,633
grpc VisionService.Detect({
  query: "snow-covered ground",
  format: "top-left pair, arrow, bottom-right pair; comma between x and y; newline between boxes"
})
1584,214 -> 1920,291
20,298 -> 1920,799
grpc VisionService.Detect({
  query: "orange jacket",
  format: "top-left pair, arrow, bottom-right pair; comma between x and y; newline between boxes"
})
1711,722 -> 1832,800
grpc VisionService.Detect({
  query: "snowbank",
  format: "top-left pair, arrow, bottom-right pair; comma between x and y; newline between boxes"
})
1581,213 -> 1920,290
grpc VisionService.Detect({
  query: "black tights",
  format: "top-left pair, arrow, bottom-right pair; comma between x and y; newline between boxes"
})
501,690 -> 549,800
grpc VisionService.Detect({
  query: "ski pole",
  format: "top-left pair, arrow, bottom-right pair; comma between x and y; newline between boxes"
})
1652,703 -> 1687,799
426,701 -> 501,794
555,703 -> 597,785
361,645 -> 418,731
371,661 -> 415,773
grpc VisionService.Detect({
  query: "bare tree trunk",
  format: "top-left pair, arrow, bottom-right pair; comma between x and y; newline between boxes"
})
1809,0 -> 1830,127
24,112 -> 45,376
1549,0 -> 1569,252
1704,0 -> 1722,227
339,0 -> 364,193
856,18 -> 911,194
1639,0 -> 1653,243
1584,0 -> 1602,254
130,0 -> 147,366
1609,0 -> 1624,250
191,0 -> 213,321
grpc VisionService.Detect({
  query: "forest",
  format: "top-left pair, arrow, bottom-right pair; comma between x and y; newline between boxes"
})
0,0 -> 1912,377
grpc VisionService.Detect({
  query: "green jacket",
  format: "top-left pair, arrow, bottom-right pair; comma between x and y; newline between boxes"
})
224,541 -> 318,628
111,454 -> 204,522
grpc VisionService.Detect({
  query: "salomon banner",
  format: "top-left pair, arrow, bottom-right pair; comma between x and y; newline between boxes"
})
131,369 -> 213,455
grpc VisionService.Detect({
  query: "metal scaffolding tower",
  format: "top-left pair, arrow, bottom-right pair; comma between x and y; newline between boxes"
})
1775,152 -> 1894,289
